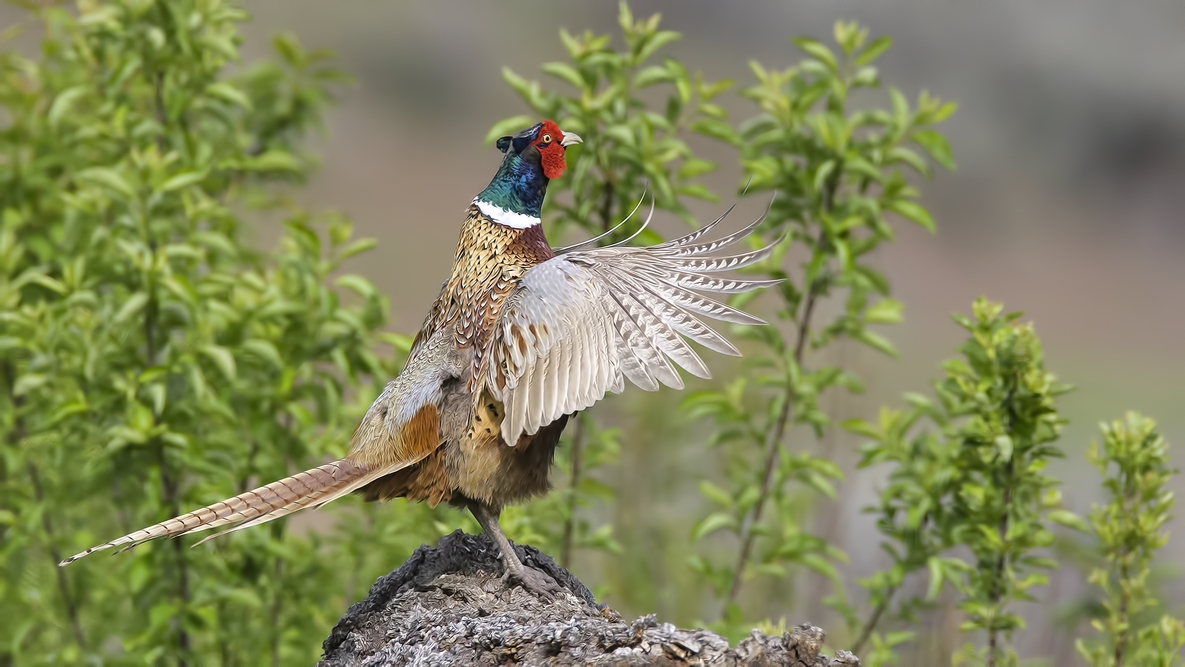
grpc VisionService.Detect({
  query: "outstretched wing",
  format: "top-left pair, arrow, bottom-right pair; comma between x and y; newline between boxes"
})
482,207 -> 781,445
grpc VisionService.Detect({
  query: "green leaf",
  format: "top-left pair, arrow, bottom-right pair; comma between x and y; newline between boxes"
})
336,274 -> 377,299
241,339 -> 285,370
855,36 -> 892,66
912,129 -> 956,170
865,298 -> 903,324
691,512 -> 736,542
791,37 -> 838,72
690,119 -> 740,146
926,556 -> 945,600
199,344 -> 237,382
13,373 -> 48,396
854,329 -> 899,358
889,87 -> 909,130
114,293 -> 150,324
206,82 -> 252,110
634,65 -> 673,88
1047,510 -> 1089,533
541,61 -> 585,89
698,480 -> 734,508
636,30 -> 680,64
49,86 -> 88,130
678,158 -> 716,179
159,171 -> 207,193
886,199 -> 935,233
887,146 -> 929,176
76,167 -> 135,199
244,150 -> 302,172
842,418 -> 880,439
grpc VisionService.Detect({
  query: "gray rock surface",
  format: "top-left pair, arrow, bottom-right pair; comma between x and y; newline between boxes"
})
320,530 -> 859,666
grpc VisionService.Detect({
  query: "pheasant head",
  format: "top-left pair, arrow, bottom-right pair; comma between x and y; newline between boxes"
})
474,120 -> 582,229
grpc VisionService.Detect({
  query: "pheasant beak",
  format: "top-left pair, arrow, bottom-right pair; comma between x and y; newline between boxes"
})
560,132 -> 583,147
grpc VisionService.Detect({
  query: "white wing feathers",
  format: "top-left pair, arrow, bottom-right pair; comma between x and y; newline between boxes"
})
485,209 -> 780,445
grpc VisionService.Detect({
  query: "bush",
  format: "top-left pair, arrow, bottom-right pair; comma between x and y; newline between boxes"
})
0,1 -> 436,663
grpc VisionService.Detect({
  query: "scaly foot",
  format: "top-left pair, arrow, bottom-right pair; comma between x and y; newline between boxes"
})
503,562 -> 562,601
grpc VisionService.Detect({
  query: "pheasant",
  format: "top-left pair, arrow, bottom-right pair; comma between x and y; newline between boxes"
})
60,120 -> 779,596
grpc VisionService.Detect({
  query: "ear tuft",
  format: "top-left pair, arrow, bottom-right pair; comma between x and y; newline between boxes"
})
496,136 -> 513,153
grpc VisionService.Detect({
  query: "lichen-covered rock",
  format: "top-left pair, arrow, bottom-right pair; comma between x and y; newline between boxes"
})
320,531 -> 858,666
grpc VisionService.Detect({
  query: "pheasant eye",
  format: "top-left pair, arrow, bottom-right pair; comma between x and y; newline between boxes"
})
541,134 -> 552,144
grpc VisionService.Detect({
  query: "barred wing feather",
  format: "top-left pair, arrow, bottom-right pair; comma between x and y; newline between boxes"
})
485,214 -> 780,445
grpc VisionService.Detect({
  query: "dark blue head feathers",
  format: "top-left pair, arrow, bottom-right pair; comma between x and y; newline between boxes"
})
476,120 -> 581,219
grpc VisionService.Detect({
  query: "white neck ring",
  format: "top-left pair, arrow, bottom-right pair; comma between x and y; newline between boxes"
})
474,198 -> 541,229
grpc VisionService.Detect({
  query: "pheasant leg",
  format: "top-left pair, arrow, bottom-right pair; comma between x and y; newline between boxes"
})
469,501 -> 561,600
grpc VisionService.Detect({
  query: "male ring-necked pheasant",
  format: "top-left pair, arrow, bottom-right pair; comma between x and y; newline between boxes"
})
61,120 -> 779,596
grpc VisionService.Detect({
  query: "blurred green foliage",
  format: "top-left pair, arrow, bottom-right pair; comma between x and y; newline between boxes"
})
1077,413 -> 1185,667
679,20 -> 955,639
0,1 -> 447,663
940,300 -> 1073,667
0,2 -> 1178,665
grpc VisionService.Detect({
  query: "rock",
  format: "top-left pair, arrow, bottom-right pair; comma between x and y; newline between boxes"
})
320,530 -> 858,666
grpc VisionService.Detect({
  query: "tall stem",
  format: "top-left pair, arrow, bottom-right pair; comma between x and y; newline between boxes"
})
3,361 -> 87,649
987,457 -> 1014,667
560,414 -> 586,569
724,167 -> 838,609
147,64 -> 190,667
29,462 -> 88,650
724,287 -> 817,606
270,558 -> 284,667
851,587 -> 895,655
1113,479 -> 1137,667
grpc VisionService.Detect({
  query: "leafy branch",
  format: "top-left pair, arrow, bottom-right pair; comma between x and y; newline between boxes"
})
1077,412 -> 1185,667
682,21 -> 956,636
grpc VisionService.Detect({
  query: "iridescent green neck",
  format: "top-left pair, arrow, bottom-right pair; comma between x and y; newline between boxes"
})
474,152 -> 547,222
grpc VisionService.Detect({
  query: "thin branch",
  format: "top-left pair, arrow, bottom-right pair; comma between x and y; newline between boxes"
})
561,414 -> 586,569
3,361 -> 87,648
147,63 -> 190,667
987,386 -> 1020,667
851,586 -> 895,655
725,284 -> 817,606
270,558 -> 284,667
724,166 -> 840,609
29,461 -> 88,650
1113,481 -> 1137,667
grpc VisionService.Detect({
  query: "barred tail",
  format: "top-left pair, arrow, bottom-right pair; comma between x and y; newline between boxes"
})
59,458 -> 374,566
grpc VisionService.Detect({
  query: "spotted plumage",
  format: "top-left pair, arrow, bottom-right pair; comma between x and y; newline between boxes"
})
59,119 -> 778,599
409,205 -> 555,390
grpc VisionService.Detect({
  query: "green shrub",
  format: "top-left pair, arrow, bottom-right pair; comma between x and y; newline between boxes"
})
0,1 -> 438,663
679,20 -> 955,638
1077,413 -> 1185,667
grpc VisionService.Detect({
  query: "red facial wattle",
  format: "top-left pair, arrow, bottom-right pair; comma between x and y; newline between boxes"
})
534,120 -> 568,180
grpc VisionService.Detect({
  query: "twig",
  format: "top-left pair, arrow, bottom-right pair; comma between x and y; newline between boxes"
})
29,461 -> 88,650
724,167 -> 839,609
988,465 -> 1011,667
560,414 -> 586,569
1113,486 -> 1136,667
3,361 -> 87,649
270,558 -> 285,667
725,285 -> 817,606
851,587 -> 895,655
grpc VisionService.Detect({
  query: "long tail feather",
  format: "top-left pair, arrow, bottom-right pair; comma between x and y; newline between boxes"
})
59,458 -> 373,566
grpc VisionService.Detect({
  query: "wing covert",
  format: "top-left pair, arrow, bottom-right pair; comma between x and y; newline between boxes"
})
483,210 -> 780,444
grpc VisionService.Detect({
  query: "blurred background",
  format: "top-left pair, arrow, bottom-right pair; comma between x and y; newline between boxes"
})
228,0 -> 1185,663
